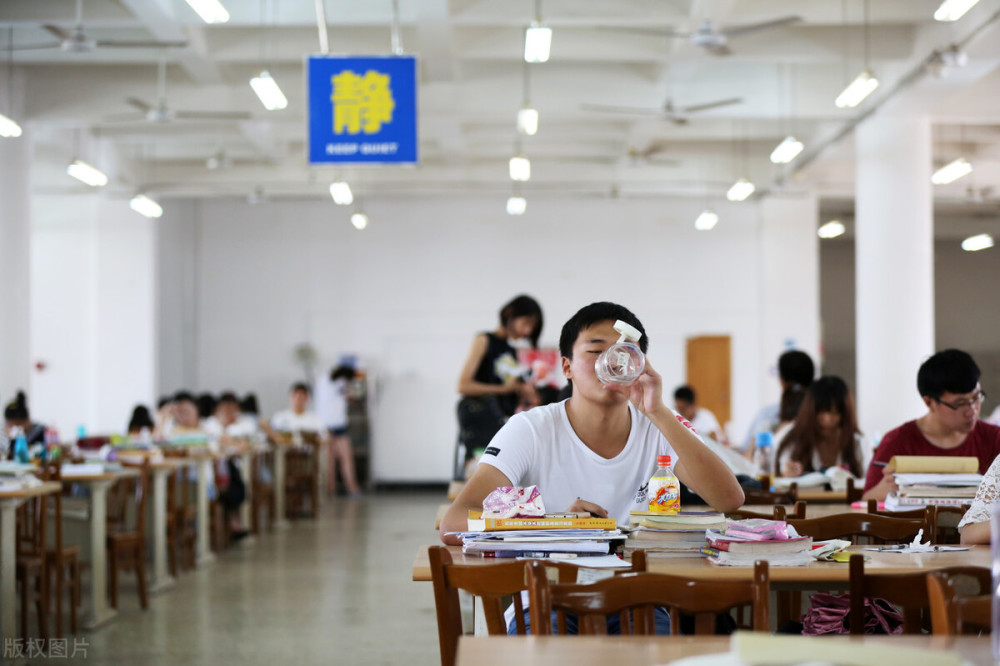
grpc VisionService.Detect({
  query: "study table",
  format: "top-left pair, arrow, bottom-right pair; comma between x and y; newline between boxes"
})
455,635 -> 989,666
145,458 -> 195,594
0,482 -> 63,644
411,544 -> 990,583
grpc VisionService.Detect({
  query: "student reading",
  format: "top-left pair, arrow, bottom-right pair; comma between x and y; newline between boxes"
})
440,302 -> 744,545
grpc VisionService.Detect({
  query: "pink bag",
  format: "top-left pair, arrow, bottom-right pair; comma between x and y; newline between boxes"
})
802,592 -> 903,635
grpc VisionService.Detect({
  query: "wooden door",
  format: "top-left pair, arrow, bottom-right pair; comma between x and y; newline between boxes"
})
685,336 -> 731,429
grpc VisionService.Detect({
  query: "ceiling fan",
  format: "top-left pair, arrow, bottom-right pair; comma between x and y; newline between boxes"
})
13,0 -> 188,53
106,58 -> 250,124
581,97 -> 743,125
604,15 -> 802,56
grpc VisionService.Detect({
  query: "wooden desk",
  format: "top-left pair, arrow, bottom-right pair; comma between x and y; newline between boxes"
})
411,544 -> 990,583
448,480 -> 465,501
455,635 -> 988,666
0,482 -> 63,644
795,488 -> 848,503
741,503 -> 863,519
60,468 -> 139,629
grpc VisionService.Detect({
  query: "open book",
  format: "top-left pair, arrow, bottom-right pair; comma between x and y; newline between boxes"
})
772,465 -> 857,491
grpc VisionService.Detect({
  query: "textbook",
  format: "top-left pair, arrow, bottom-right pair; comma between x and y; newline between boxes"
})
887,456 -> 978,474
707,536 -> 812,555
629,510 -> 726,531
885,494 -> 972,510
467,510 -> 617,532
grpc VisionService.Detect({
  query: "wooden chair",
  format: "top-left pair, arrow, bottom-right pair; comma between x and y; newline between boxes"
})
284,433 -> 320,518
163,449 -> 197,572
428,547 -> 645,666
15,486 -> 49,640
845,477 -> 864,503
528,558 -> 769,635
788,507 -> 934,545
927,570 -> 992,635
847,554 -> 989,635
106,462 -> 150,610
742,478 -> 798,505
250,448 -> 275,533
728,500 -> 806,521
933,505 -> 971,545
42,462 -> 81,636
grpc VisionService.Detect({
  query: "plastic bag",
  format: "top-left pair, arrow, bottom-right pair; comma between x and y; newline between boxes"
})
802,592 -> 903,635
482,486 -> 546,519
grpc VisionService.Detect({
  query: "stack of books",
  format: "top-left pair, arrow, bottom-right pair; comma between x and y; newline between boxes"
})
457,511 -> 626,558
623,510 -> 725,559
884,455 -> 982,511
703,518 -> 814,566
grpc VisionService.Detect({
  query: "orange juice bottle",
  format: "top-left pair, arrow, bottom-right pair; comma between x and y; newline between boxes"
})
648,455 -> 680,513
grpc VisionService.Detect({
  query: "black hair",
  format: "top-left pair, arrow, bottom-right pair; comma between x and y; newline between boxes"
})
558,302 -> 647,359
917,349 -> 980,400
291,382 -> 311,395
778,351 -> 815,387
673,385 -> 696,403
4,391 -> 29,421
500,295 -> 544,348
172,391 -> 196,405
777,375 -> 862,477
127,405 -> 155,433
217,392 -> 239,406
156,396 -> 170,410
196,393 -> 217,419
240,393 -> 259,415
778,384 -> 807,423
330,365 -> 356,382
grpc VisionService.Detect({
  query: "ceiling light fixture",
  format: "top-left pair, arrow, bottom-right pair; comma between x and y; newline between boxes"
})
506,196 -> 527,215
934,0 -> 980,21
726,178 -> 755,202
694,209 -> 719,231
185,0 -> 230,24
961,233 -> 993,252
517,107 -> 538,136
524,0 -> 551,63
509,155 -> 531,181
351,212 -> 369,230
250,70 -> 288,110
931,157 -> 973,185
0,112 -> 21,138
329,181 -> 353,205
770,135 -> 804,164
129,194 -> 163,219
835,69 -> 879,108
818,220 -> 846,239
67,159 -> 108,187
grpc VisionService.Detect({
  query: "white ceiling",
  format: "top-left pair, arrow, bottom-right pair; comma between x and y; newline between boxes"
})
3,0 -> 1000,238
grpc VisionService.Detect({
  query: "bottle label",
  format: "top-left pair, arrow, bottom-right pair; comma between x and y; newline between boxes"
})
648,475 -> 680,513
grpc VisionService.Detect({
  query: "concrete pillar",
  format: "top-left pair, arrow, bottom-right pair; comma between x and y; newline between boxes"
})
855,116 -> 934,441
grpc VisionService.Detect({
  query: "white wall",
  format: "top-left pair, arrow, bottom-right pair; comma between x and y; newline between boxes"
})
31,193 -> 156,435
161,194 -> 818,483
0,122 -> 32,404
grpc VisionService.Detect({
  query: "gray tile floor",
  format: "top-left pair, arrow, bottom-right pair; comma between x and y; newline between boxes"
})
53,491 -> 445,666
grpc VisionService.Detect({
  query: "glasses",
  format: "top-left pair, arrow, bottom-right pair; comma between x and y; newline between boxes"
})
936,391 -> 986,411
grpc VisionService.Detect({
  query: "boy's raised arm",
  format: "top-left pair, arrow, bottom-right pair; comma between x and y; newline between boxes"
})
439,464 -> 513,546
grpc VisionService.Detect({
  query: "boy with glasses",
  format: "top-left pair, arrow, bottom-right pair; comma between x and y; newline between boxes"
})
863,349 -> 1000,501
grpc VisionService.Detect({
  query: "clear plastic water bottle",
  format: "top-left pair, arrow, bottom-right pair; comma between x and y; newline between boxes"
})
754,431 -> 774,478
13,431 -> 29,464
595,320 -> 645,385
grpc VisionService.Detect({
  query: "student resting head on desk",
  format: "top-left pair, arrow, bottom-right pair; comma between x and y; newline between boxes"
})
862,349 -> 1000,502
439,301 -> 745,545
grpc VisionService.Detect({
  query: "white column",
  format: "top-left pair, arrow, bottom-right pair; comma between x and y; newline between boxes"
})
0,123 -> 32,401
855,116 -> 935,440
757,194 -> 821,407
195,457 -> 216,566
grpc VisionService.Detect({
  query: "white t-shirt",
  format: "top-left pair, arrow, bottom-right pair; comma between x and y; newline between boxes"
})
479,400 -> 682,525
201,416 -> 257,440
690,407 -> 723,440
271,409 -> 326,435
314,377 -> 349,429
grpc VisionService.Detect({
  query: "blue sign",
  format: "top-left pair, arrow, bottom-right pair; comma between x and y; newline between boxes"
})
307,55 -> 418,164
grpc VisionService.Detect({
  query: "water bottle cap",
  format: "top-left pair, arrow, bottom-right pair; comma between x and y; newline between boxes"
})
613,320 -> 643,344
755,431 -> 774,448
657,454 -> 671,467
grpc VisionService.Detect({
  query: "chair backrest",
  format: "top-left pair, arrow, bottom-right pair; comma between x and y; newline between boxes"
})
788,508 -> 934,544
845,477 -> 864,504
926,569 -> 992,635
742,480 -> 798,505
16,485 -> 47,559
528,560 -> 769,636
727,501 -> 806,521
42,461 -> 64,554
109,462 -> 150,535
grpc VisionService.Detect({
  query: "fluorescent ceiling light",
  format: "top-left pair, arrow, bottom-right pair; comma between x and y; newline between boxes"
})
931,157 -> 973,185
835,70 -> 879,108
506,196 -> 527,215
329,181 -> 353,205
934,0 -> 980,21
509,155 -> 531,181
694,209 -> 718,231
66,159 -> 108,187
249,70 -> 288,111
129,194 -> 163,219
726,178 -> 755,202
184,0 -> 230,24
769,136 -> 804,164
524,24 -> 552,63
0,113 -> 23,138
517,107 -> 538,136
961,233 -> 993,252
351,213 -> 369,230
818,220 -> 846,239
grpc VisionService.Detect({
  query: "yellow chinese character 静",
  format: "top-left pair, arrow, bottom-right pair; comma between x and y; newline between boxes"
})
331,70 -> 395,135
